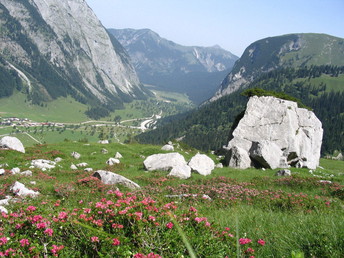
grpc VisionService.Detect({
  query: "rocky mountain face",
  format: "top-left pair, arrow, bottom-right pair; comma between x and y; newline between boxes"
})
210,33 -> 344,101
108,28 -> 238,104
224,96 -> 323,169
0,0 -> 149,110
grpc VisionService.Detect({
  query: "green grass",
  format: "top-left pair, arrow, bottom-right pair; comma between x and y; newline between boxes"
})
0,142 -> 343,257
293,74 -> 344,93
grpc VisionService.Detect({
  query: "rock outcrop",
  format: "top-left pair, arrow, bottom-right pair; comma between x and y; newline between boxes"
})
0,136 -> 25,153
224,96 -> 323,169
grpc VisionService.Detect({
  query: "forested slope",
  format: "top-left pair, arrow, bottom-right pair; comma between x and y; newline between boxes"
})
136,65 -> 344,155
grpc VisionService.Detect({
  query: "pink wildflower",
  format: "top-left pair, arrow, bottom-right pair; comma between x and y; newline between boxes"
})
44,228 -> 54,236
51,245 -> 64,256
19,239 -> 30,247
239,238 -> 252,245
26,206 -> 37,212
112,238 -> 120,246
91,236 -> 99,243
257,239 -> 265,246
245,247 -> 255,254
0,237 -> 8,246
58,212 -> 68,220
36,222 -> 47,229
166,222 -> 174,229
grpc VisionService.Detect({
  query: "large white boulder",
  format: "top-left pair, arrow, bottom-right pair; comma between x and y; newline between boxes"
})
188,153 -> 215,176
225,146 -> 251,169
143,153 -> 187,171
0,136 -> 25,153
225,96 -> 323,169
93,170 -> 140,190
249,141 -> 284,169
168,165 -> 191,179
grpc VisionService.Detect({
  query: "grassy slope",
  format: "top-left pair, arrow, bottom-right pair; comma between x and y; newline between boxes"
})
0,142 -> 343,256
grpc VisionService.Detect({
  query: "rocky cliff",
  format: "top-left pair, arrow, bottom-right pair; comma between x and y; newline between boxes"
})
224,96 -> 323,169
210,33 -> 344,102
0,0 -> 149,108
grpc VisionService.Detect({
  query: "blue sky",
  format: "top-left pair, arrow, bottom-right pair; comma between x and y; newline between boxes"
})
86,0 -> 344,56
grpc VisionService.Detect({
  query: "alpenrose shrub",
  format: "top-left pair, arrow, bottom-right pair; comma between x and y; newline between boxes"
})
0,190 -> 265,257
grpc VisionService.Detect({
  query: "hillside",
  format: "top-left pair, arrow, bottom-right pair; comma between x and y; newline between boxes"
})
108,28 -> 238,104
210,33 -> 344,101
0,0 -> 150,118
0,141 -> 343,256
136,65 -> 344,155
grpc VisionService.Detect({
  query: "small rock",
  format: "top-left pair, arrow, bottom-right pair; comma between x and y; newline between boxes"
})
115,152 -> 123,159
215,163 -> 223,168
70,164 -> 78,170
98,140 -> 109,144
76,162 -> 88,167
84,168 -> 93,172
0,168 -> 6,176
101,148 -> 108,154
319,180 -> 332,184
106,158 -> 120,166
71,152 -> 81,159
30,181 -> 36,185
20,170 -> 32,176
161,144 -> 174,151
54,157 -> 63,163
0,206 -> 8,213
276,169 -> 292,176
11,167 -> 21,174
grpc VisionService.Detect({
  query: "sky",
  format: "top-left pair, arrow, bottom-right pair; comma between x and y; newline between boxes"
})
85,0 -> 344,56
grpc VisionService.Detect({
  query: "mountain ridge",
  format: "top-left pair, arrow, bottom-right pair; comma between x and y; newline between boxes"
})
108,28 -> 238,104
210,33 -> 344,101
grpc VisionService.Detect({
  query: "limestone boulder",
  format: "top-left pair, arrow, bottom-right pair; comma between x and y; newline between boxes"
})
143,153 -> 187,171
71,152 -> 81,159
10,181 -> 40,197
225,146 -> 251,169
276,169 -> 292,176
224,96 -> 323,169
93,170 -> 140,190
168,165 -> 191,179
115,152 -> 123,159
0,136 -> 25,153
188,153 -> 215,176
31,159 -> 56,170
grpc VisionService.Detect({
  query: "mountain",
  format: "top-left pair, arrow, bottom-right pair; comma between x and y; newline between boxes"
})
0,0 -> 150,117
210,33 -> 344,101
108,28 -> 238,104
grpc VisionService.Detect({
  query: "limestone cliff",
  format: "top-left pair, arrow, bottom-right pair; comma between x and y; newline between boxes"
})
0,0 -> 148,107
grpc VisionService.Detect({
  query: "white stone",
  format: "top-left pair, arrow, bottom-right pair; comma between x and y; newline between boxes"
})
20,170 -> 33,176
216,163 -> 224,168
106,158 -> 120,166
276,169 -> 292,176
0,169 -> 5,175
71,152 -> 81,159
0,206 -> 8,214
70,164 -> 78,170
93,170 -> 140,190
144,153 -> 187,171
115,152 -> 123,159
76,162 -> 88,167
101,148 -> 108,154
0,136 -> 25,153
84,168 -> 93,172
31,159 -> 56,170
98,140 -> 109,144
188,153 -> 215,176
249,141 -> 283,169
54,157 -> 63,162
11,167 -> 21,174
161,144 -> 174,151
168,165 -> 191,179
10,181 -> 40,197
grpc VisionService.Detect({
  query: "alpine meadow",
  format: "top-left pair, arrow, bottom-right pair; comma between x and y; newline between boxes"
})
0,1 -> 343,257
